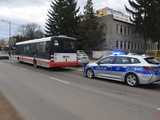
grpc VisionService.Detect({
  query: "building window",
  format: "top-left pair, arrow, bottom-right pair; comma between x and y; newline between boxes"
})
131,42 -> 134,50
124,26 -> 127,36
128,41 -> 130,50
138,44 -> 141,50
116,41 -> 119,48
120,25 -> 123,35
120,41 -> 123,49
124,41 -> 126,49
126,27 -> 128,36
141,44 -> 143,49
128,26 -> 130,35
135,43 -> 137,50
132,28 -> 135,34
116,24 -> 118,33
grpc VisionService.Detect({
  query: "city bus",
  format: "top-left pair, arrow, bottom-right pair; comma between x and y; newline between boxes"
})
15,35 -> 79,68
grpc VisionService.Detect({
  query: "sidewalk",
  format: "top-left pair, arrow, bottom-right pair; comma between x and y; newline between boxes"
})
0,92 -> 22,120
70,67 -> 83,72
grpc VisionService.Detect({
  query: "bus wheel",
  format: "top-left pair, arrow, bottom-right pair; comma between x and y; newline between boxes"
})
33,60 -> 37,68
17,57 -> 20,61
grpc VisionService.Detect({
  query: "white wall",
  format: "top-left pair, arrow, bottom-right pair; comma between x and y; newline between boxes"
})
92,50 -> 112,59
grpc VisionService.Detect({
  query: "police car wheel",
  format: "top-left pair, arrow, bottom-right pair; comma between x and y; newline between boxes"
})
125,74 -> 139,87
86,69 -> 94,79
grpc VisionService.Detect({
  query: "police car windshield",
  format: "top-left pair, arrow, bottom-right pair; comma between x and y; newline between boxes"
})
145,57 -> 160,65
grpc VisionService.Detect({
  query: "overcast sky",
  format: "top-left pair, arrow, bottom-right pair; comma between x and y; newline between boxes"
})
0,0 -> 129,38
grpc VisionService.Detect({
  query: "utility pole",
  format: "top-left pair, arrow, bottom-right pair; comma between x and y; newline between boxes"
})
9,21 -> 11,42
0,19 -> 12,59
0,19 -> 21,61
0,19 -> 22,45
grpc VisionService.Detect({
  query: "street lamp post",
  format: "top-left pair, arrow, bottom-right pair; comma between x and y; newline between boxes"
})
0,19 -> 13,58
0,19 -> 12,41
9,21 -> 11,42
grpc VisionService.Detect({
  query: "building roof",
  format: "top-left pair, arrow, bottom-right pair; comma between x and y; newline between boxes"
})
96,7 -> 132,24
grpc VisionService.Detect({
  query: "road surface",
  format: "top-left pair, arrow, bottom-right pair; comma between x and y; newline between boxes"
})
0,60 -> 160,120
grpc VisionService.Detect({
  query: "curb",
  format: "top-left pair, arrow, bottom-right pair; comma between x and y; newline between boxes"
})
70,67 -> 83,72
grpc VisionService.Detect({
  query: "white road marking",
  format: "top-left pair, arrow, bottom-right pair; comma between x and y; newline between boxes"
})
157,108 -> 160,111
49,77 -> 71,85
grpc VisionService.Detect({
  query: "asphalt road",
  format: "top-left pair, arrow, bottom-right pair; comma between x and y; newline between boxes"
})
0,60 -> 160,120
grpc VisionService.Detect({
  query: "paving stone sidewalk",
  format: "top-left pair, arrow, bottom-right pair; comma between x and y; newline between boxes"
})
0,92 -> 22,120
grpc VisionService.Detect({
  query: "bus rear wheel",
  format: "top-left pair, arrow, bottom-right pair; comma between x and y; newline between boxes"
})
33,60 -> 37,68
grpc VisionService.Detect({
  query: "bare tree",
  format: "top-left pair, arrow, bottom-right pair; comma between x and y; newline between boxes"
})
0,39 -> 7,50
19,23 -> 44,40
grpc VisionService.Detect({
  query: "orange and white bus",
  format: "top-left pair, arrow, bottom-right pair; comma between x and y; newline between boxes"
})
15,35 -> 79,68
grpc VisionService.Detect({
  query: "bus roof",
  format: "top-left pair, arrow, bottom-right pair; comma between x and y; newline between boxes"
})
16,35 -> 76,45
16,37 -> 51,45
55,35 -> 77,40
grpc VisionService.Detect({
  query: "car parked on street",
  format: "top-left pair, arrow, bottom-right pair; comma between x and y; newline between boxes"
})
84,53 -> 160,87
77,50 -> 89,65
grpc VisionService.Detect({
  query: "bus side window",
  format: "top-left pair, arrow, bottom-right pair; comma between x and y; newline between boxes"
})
31,43 -> 36,56
46,41 -> 51,59
46,41 -> 52,56
36,42 -> 47,58
46,41 -> 51,52
24,44 -> 30,56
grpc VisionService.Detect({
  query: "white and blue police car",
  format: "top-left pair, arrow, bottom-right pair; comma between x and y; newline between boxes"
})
84,51 -> 160,87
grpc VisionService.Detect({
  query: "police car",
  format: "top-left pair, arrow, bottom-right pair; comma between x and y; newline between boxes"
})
84,51 -> 160,87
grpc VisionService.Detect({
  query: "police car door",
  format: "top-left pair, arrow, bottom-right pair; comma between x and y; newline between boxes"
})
111,56 -> 130,81
96,56 -> 115,78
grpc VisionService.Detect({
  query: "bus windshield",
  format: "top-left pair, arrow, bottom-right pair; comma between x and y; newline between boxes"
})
52,38 -> 76,53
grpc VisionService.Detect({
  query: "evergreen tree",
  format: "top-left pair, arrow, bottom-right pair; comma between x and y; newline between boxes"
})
45,0 -> 79,37
78,0 -> 104,54
84,0 -> 95,19
126,0 -> 160,49
150,0 -> 160,48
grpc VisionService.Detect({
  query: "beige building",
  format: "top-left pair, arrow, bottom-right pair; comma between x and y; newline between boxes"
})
96,7 -> 157,54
